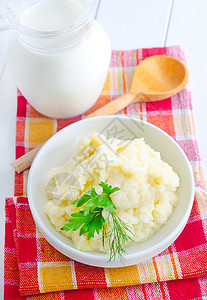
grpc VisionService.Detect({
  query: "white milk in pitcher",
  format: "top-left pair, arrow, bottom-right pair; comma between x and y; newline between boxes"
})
7,0 -> 111,118
21,0 -> 83,31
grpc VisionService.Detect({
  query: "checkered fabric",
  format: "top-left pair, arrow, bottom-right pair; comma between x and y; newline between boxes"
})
4,46 -> 207,299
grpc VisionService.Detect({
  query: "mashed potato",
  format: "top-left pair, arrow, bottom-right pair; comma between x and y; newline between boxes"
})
45,132 -> 179,253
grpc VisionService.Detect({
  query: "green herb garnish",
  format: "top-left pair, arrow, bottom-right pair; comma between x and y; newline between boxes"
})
61,181 -> 135,262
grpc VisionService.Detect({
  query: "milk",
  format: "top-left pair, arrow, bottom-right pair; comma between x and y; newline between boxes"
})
20,0 -> 83,31
7,0 -> 111,118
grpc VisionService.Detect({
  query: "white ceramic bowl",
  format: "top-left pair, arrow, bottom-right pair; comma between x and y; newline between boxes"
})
27,116 -> 194,268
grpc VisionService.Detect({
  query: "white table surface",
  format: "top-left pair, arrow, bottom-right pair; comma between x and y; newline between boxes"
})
0,0 -> 207,298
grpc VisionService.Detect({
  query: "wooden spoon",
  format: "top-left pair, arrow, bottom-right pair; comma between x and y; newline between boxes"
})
11,55 -> 188,173
86,55 -> 188,118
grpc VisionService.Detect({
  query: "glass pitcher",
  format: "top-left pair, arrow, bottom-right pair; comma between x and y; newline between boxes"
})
0,0 -> 111,118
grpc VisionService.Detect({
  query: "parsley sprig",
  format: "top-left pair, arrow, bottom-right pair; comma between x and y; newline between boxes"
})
61,182 -> 135,262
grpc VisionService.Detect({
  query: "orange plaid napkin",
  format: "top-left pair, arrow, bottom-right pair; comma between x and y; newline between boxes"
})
4,46 -> 207,299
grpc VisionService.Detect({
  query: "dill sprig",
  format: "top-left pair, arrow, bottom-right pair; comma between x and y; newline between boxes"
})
104,212 -> 135,262
61,181 -> 135,262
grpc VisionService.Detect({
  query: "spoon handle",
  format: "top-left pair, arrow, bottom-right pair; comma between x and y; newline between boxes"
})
86,92 -> 136,118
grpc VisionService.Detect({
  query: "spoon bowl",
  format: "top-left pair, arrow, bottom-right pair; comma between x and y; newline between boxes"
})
130,55 -> 188,101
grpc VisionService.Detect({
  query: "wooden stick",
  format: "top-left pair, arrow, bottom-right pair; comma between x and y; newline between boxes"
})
11,145 -> 42,173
